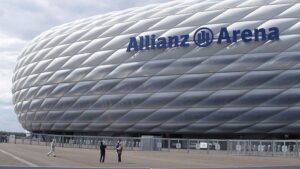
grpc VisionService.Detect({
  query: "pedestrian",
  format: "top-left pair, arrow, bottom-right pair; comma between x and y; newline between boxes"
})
116,140 -> 123,163
47,139 -> 56,157
100,141 -> 106,163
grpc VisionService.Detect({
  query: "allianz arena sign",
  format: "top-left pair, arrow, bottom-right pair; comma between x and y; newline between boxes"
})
126,27 -> 280,52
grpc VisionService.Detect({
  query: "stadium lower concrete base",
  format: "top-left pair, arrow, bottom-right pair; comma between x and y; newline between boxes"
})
0,144 -> 300,169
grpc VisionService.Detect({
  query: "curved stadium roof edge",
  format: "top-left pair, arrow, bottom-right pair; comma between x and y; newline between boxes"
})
12,0 -> 300,136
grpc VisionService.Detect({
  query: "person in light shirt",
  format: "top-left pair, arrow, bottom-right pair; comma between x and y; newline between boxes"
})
47,139 -> 56,157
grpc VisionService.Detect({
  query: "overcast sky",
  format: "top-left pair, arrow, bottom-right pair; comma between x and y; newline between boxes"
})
0,0 -> 165,132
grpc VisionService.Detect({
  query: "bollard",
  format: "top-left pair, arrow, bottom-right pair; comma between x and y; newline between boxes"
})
207,139 -> 210,154
297,140 -> 299,158
187,139 -> 190,153
168,138 -> 170,152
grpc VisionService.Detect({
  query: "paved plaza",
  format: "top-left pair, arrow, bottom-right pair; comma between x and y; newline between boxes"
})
0,143 -> 300,169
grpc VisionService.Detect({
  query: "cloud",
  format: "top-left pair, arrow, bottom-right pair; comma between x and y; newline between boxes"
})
0,34 -> 26,52
0,58 -> 24,132
0,1 -> 93,40
0,101 -> 24,132
0,34 -> 24,131
0,0 -> 166,40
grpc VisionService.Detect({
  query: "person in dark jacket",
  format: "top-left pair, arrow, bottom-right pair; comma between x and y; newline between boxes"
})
116,140 -> 123,163
100,141 -> 107,163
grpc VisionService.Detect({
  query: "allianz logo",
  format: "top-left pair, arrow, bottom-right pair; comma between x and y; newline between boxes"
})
126,27 -> 279,52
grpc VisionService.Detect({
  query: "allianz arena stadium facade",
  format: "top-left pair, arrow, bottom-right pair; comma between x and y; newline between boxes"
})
12,0 -> 300,137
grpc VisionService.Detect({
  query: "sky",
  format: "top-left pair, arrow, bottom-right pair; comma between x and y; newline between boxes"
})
0,0 -> 166,132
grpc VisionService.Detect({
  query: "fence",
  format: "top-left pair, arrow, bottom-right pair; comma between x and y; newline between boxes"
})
7,133 -> 300,158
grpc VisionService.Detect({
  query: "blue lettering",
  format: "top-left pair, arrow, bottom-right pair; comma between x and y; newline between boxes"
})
254,28 -> 266,41
157,37 -> 167,49
127,37 -> 138,52
268,27 -> 279,40
168,36 -> 179,48
232,30 -> 240,42
180,35 -> 189,47
126,27 -> 279,52
217,27 -> 231,44
139,36 -> 144,50
145,35 -> 150,50
241,29 -> 252,42
150,35 -> 156,49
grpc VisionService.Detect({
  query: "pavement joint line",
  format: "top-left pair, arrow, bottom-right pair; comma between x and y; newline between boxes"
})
0,148 -> 38,167
0,165 -> 151,169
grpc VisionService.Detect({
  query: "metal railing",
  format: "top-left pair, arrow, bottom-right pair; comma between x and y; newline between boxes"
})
7,133 -> 300,158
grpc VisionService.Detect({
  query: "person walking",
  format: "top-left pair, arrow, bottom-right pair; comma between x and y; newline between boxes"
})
116,140 -> 123,163
100,141 -> 106,163
47,139 -> 56,157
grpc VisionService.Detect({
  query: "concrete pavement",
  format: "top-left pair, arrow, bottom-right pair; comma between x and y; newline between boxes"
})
0,143 -> 300,168
0,167 -> 300,169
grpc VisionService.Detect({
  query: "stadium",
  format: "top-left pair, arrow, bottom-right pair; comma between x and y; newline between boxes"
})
12,0 -> 300,138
